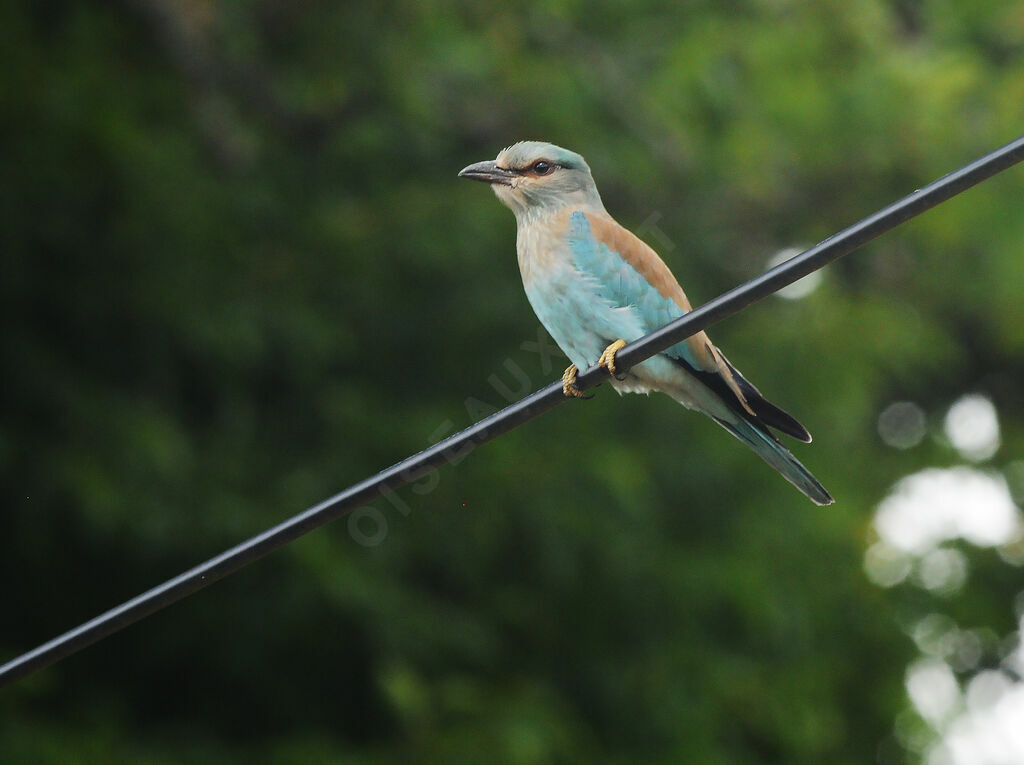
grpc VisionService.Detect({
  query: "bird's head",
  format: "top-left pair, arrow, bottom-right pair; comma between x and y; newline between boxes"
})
459,141 -> 604,221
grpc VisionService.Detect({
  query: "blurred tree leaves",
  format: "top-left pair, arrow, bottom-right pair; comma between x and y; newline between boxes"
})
2,0 -> 1023,762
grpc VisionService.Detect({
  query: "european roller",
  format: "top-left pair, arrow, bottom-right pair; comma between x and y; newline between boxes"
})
459,141 -> 833,505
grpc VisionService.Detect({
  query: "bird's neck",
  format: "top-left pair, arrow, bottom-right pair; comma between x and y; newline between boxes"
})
513,198 -> 607,230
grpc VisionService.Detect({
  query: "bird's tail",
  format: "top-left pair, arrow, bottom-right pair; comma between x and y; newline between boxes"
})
712,416 -> 834,506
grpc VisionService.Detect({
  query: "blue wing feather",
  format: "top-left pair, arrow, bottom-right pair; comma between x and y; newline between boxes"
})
566,212 -> 699,368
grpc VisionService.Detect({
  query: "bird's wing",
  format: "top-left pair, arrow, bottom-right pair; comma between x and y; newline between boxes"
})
567,210 -> 755,413
567,210 -> 813,441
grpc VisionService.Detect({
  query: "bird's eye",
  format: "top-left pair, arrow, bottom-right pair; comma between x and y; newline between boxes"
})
532,160 -> 553,175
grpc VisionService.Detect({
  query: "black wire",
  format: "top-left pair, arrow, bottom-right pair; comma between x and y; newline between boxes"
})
2,134 -> 1023,690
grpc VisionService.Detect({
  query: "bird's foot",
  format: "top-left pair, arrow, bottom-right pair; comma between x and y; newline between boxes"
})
561,364 -> 590,399
598,339 -> 629,380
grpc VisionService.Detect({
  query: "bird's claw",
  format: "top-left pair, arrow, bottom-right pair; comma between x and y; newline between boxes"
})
598,339 -> 629,380
561,364 -> 591,399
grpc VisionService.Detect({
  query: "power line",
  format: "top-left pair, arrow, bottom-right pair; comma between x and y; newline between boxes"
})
2,134 -> 1023,690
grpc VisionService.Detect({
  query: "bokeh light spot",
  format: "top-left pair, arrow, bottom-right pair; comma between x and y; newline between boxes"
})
864,541 -> 913,587
875,468 -> 1021,556
915,548 -> 969,596
878,401 -> 928,449
906,658 -> 960,726
766,247 -> 823,299
945,395 -> 1000,462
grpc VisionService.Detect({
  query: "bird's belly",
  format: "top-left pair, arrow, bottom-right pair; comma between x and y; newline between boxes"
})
613,354 -> 733,419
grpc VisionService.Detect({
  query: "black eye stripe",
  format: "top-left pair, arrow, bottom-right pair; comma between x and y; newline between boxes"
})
512,160 -> 557,175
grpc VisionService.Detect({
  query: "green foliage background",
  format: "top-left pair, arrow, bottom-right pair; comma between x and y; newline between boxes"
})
2,1 -> 1023,762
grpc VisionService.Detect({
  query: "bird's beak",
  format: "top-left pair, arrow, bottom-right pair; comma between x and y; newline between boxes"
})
458,160 -> 514,186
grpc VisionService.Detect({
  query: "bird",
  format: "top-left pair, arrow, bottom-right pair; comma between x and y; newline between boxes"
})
458,141 -> 833,505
